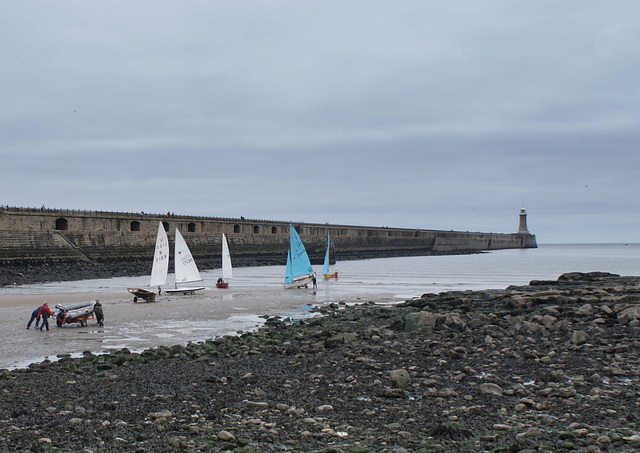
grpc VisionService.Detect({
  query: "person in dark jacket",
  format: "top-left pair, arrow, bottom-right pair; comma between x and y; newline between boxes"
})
26,306 -> 42,329
39,302 -> 53,331
94,300 -> 104,327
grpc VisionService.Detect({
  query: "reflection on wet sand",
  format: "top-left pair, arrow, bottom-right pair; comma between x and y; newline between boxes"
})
1,256 -> 483,370
2,284 -> 397,370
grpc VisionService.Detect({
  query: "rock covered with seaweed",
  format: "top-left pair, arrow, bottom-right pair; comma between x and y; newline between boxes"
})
1,272 -> 640,452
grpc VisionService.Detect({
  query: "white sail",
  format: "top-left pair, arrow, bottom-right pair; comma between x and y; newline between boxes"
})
174,228 -> 203,286
221,233 -> 233,279
149,222 -> 169,289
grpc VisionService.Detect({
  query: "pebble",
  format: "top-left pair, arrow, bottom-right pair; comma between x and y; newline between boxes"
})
316,404 -> 334,413
493,424 -> 511,430
389,369 -> 411,388
149,410 -> 172,420
217,430 -> 235,441
243,400 -> 269,408
478,383 -> 503,396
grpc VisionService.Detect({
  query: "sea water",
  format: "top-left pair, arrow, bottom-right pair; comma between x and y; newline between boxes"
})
306,242 -> 640,301
3,243 -> 639,301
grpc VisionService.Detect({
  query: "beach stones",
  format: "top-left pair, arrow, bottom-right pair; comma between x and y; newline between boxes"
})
2,272 -> 640,452
389,369 -> 411,388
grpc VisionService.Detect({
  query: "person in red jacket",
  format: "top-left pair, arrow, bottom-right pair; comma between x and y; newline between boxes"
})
39,302 -> 53,331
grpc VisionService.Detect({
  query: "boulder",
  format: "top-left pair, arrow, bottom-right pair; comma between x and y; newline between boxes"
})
404,311 -> 445,333
571,330 -> 589,346
389,369 -> 411,388
617,305 -> 640,325
478,383 -> 503,396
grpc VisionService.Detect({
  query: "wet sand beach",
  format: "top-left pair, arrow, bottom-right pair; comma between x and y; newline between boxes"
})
2,257 -> 426,370
1,285 -> 398,370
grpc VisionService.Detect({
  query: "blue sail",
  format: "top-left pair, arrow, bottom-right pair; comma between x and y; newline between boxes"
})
289,225 -> 313,278
284,250 -> 293,284
322,232 -> 330,275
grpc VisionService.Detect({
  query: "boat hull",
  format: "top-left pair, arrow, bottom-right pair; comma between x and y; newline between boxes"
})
284,275 -> 313,289
216,282 -> 229,288
127,287 -> 156,303
54,301 -> 96,327
165,286 -> 205,295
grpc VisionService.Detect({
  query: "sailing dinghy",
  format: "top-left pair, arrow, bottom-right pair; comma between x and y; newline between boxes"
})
216,233 -> 232,288
127,222 -> 169,302
322,232 -> 338,279
165,228 -> 205,295
284,224 -> 315,289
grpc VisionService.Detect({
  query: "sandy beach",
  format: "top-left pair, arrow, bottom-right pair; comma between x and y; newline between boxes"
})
1,285 -> 398,370
0,256 -> 427,371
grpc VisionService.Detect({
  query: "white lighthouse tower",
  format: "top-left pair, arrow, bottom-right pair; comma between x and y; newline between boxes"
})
517,207 -> 529,234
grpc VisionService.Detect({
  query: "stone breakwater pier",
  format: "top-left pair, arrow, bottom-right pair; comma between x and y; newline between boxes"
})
0,206 -> 536,283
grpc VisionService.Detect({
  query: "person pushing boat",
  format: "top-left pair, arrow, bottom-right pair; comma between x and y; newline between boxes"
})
39,302 -> 53,331
94,299 -> 104,326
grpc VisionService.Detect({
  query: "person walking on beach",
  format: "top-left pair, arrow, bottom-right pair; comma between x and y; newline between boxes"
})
94,299 -> 104,327
26,305 -> 42,329
39,302 -> 53,331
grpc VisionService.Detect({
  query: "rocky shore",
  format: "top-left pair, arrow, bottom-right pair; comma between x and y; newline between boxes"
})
2,272 -> 640,452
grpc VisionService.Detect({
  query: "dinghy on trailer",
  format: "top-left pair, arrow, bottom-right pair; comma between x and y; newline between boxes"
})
127,222 -> 169,302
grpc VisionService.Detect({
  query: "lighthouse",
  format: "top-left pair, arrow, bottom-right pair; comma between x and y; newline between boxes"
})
517,207 -> 529,234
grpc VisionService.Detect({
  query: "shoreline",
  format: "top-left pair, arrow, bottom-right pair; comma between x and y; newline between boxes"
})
0,248 -> 481,287
1,272 -> 640,452
0,284 -> 402,371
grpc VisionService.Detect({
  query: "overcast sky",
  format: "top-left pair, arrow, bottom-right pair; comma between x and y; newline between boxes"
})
2,1 -> 639,244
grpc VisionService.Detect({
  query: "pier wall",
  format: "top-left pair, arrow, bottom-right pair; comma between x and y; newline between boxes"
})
0,207 -> 537,265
